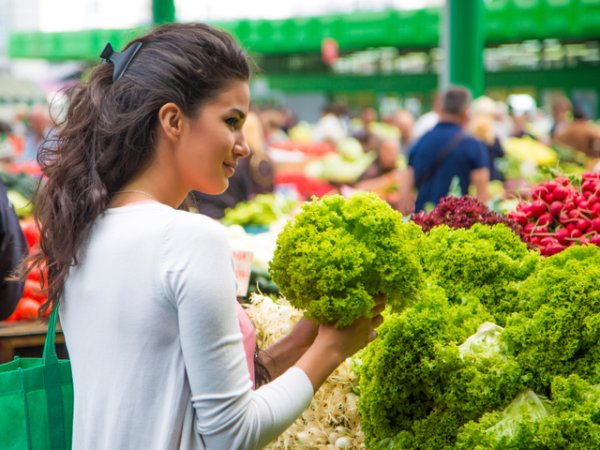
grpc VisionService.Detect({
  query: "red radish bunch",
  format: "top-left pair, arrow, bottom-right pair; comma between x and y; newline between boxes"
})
508,172 -> 600,256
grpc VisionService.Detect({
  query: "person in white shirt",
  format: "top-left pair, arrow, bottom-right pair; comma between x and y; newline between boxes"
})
20,23 -> 384,450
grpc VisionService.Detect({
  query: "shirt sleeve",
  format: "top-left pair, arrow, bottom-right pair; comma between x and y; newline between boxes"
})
159,213 -> 313,450
467,138 -> 490,171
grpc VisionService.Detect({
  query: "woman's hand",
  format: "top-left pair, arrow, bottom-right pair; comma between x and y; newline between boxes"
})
259,316 -> 318,380
289,316 -> 319,349
294,293 -> 387,391
315,293 -> 386,360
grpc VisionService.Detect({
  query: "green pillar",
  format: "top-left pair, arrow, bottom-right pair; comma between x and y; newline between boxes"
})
152,0 -> 176,25
443,0 -> 484,97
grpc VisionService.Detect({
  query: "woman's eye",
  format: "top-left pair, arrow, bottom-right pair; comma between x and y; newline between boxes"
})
226,118 -> 239,130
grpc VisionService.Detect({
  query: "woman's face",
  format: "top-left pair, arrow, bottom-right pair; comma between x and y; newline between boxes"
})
176,80 -> 251,195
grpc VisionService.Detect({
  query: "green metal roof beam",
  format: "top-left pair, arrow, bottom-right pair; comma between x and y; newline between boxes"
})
8,0 -> 600,60
152,0 -> 175,25
8,27 -> 150,61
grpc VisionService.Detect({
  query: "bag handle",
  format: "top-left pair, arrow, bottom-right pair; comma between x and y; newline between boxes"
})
43,303 -> 60,363
41,303 -> 70,449
415,131 -> 465,189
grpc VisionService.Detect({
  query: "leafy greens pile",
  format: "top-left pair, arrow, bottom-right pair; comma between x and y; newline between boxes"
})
356,227 -> 600,449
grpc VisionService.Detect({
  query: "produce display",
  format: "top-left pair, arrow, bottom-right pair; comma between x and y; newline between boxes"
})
412,195 -> 524,239
508,172 -> 600,255
269,191 -> 423,326
456,375 -> 600,449
416,224 -> 538,325
248,237 -> 600,449
356,236 -> 599,449
0,171 -> 39,218
503,245 -> 600,392
5,220 -> 48,321
502,136 -> 558,167
304,137 -> 377,185
222,193 -> 296,228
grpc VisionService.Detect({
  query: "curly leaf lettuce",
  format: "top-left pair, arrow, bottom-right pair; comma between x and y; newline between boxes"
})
269,192 -> 423,326
417,223 -> 539,325
505,244 -> 600,393
456,375 -> 600,449
357,287 -> 526,449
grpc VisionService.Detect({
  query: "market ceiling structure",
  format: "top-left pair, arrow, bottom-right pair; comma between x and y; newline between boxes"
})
6,0 -> 600,110
8,0 -> 599,60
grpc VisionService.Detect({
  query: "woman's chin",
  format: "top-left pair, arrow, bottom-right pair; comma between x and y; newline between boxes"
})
196,182 -> 229,196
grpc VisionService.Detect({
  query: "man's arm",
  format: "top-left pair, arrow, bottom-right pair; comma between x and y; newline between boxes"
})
470,167 -> 491,204
396,166 -> 416,215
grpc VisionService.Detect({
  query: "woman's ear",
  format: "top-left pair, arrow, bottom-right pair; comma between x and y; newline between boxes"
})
158,102 -> 184,142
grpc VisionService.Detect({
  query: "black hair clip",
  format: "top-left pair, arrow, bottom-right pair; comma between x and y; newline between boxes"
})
99,42 -> 143,82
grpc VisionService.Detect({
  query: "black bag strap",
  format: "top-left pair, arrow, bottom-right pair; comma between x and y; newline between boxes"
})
415,131 -> 465,189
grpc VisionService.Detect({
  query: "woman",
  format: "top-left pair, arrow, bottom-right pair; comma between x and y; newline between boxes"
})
24,24 -> 384,450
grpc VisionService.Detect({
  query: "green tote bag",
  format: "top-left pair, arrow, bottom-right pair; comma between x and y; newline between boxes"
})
0,305 -> 73,450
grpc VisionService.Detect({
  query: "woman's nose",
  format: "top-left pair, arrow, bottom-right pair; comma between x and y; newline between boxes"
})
234,135 -> 251,158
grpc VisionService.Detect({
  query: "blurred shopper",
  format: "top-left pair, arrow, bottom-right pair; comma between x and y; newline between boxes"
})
352,106 -> 378,142
354,138 -> 401,198
20,23 -> 384,450
554,105 -> 600,159
549,95 -> 572,139
468,96 -> 506,181
193,111 -> 274,219
312,101 -> 349,146
412,92 -> 442,140
510,111 -> 538,140
493,100 -> 513,140
18,107 -> 53,163
259,108 -> 288,145
0,178 -> 28,320
398,87 -> 490,214
392,109 -> 416,154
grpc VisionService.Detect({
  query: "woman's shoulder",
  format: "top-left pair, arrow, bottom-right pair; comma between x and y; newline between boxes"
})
168,208 -> 227,235
157,208 -> 231,264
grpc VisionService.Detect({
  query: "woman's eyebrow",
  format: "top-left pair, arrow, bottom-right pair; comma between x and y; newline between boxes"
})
230,108 -> 247,120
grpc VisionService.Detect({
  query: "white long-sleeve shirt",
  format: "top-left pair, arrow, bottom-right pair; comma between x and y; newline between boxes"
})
60,202 -> 313,450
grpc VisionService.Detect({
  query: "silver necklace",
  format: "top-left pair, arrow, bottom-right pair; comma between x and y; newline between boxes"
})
114,189 -> 158,202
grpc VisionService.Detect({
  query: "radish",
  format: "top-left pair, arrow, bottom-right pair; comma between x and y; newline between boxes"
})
530,201 -> 547,217
552,186 -> 568,200
554,227 -> 570,245
570,229 -> 583,239
537,213 -> 552,226
549,201 -> 564,217
544,243 -> 566,256
576,219 -> 591,232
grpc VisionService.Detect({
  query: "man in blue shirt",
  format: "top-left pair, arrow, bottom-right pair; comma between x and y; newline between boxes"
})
398,87 -> 490,213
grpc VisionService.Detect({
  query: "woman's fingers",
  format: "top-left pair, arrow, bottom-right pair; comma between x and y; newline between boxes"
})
371,303 -> 386,316
372,314 -> 384,328
373,293 -> 387,306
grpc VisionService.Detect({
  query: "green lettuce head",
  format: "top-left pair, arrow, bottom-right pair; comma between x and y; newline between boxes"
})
269,192 -> 423,326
